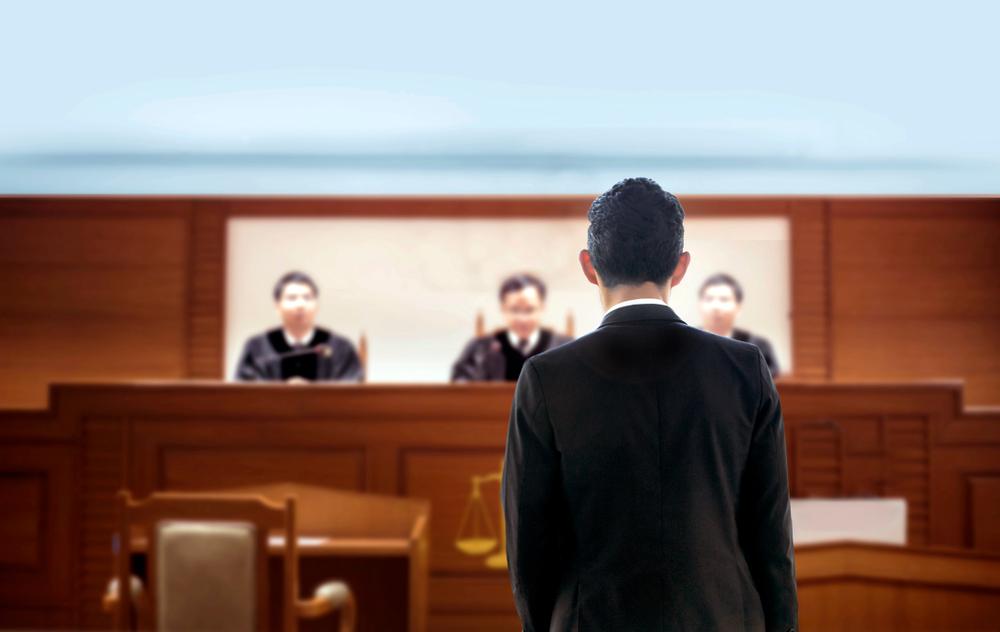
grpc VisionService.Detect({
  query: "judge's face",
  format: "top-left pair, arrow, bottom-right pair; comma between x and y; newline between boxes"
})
276,282 -> 318,333
699,284 -> 741,336
501,286 -> 544,340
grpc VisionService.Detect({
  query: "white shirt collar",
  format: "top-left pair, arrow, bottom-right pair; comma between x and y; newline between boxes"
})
284,328 -> 315,347
507,328 -> 541,353
604,297 -> 670,315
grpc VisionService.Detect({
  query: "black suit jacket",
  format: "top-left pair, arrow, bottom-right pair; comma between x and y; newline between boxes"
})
502,304 -> 797,632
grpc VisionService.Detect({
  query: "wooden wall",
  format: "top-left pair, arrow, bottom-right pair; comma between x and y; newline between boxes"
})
0,199 -> 192,408
0,195 -> 998,409
828,198 -> 1000,405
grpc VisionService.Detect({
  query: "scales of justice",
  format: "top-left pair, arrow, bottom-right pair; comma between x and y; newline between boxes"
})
454,460 -> 507,569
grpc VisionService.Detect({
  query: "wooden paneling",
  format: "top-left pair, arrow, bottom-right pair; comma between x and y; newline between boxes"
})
0,209 -> 190,409
786,413 -> 933,545
0,607 -> 75,629
428,614 -> 522,632
796,543 -> 1000,632
969,476 -> 1000,552
0,445 -> 76,611
788,199 -> 831,380
0,216 -> 187,265
0,381 -> 995,629
160,447 -> 366,492
401,451 -> 506,574
79,417 -> 125,630
187,202 -> 226,378
0,475 -> 44,567
830,199 -> 1000,405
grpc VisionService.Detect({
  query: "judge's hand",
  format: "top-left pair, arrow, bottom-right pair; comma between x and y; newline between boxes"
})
286,376 -> 311,384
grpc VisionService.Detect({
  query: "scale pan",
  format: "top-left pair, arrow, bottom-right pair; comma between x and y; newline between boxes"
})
456,537 -> 498,554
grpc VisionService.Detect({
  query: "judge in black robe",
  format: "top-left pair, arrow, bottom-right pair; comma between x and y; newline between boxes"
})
698,272 -> 781,377
452,328 -> 573,382
731,327 -> 780,377
234,270 -> 364,382
451,273 -> 573,382
235,327 -> 364,382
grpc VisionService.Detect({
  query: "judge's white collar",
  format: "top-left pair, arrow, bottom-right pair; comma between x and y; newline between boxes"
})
604,297 -> 669,315
507,328 -> 541,352
284,327 -> 315,347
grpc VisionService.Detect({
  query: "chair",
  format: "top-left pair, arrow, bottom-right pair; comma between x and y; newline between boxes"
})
474,310 -> 575,338
358,332 -> 367,383
103,490 -> 355,632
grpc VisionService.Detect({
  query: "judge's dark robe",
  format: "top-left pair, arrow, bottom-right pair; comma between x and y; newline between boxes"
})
235,327 -> 364,382
451,328 -> 573,382
732,328 -> 781,377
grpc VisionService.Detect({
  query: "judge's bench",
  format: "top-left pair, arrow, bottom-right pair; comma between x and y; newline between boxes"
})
1,380 -> 999,631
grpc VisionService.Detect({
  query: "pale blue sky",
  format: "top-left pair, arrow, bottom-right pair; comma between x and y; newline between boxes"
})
1,0 -> 998,192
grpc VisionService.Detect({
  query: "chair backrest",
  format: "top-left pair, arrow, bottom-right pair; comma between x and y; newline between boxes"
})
114,490 -> 301,632
358,332 -> 367,382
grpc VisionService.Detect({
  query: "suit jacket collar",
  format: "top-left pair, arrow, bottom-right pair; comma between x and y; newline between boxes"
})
598,303 -> 686,328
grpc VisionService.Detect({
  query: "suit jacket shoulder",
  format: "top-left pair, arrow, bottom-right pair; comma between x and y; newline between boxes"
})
545,330 -> 574,349
531,320 -> 762,381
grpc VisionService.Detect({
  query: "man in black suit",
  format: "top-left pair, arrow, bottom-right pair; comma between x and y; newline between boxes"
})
502,178 -> 797,631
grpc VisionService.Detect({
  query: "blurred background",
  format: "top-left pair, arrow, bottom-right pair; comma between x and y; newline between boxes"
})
1,0 -> 999,194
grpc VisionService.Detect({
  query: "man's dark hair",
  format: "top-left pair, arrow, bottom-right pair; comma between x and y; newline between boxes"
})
699,273 -> 744,303
499,273 -> 547,302
587,177 -> 685,287
273,271 -> 319,301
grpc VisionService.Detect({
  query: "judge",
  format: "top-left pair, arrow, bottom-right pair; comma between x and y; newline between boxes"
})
698,273 -> 781,376
235,271 -> 364,382
451,274 -> 572,382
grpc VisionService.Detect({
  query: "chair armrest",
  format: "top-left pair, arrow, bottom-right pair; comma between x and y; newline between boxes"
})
102,576 -> 145,613
297,581 -> 356,631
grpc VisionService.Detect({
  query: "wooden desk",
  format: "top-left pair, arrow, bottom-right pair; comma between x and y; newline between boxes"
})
796,542 -> 1000,632
0,381 -> 998,631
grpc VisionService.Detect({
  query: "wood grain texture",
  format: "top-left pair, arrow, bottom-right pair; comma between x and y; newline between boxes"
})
187,202 -> 226,379
79,417 -> 125,630
829,198 -> 1000,405
0,205 -> 190,409
0,444 -> 77,612
1,381 -> 997,629
160,448 -> 367,493
0,474 -> 44,567
788,199 -> 831,380
796,543 -> 1000,632
969,477 -> 1000,552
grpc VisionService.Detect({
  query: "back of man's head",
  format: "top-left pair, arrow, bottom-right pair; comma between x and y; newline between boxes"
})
587,177 -> 685,288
